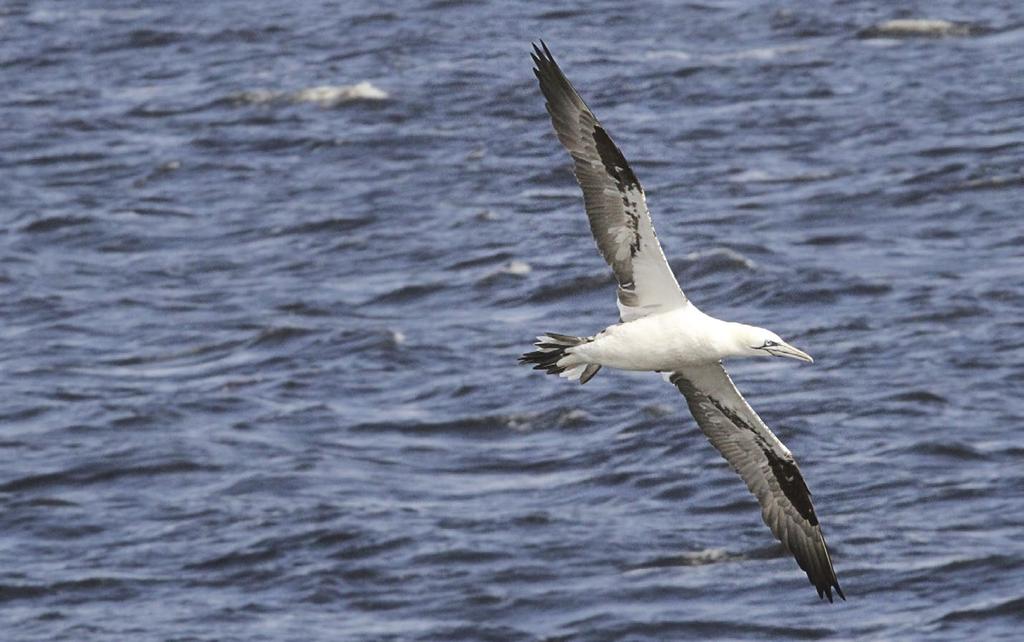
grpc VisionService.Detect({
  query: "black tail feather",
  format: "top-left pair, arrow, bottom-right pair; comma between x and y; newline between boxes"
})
518,333 -> 600,384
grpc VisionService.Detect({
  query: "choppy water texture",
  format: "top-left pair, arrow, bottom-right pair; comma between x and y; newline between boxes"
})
2,1 -> 1023,640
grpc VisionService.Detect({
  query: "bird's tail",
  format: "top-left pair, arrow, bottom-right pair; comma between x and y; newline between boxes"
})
518,333 -> 601,384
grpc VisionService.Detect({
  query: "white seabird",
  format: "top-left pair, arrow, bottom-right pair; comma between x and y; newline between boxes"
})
519,42 -> 844,602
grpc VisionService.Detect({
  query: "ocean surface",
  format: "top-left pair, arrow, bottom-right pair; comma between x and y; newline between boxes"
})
2,1 -> 1023,640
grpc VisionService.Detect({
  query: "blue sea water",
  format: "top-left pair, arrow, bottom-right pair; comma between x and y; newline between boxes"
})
1,1 -> 1023,640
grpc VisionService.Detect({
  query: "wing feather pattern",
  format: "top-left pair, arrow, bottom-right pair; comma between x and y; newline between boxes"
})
669,364 -> 844,602
531,42 -> 686,322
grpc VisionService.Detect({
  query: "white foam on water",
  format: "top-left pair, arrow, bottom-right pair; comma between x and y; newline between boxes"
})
861,19 -> 983,39
729,168 -> 835,184
705,44 -> 808,64
873,19 -> 965,36
502,260 -> 532,276
230,82 -> 388,107
648,45 -> 807,65
292,82 -> 388,106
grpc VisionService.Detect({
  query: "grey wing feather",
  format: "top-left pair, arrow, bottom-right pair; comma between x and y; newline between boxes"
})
669,363 -> 844,602
531,42 -> 686,322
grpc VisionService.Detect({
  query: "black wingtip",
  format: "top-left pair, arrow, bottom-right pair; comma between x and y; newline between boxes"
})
816,580 -> 845,603
531,40 -> 555,65
530,42 -> 546,76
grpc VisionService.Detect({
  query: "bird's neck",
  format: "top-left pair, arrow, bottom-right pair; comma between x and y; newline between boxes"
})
697,314 -> 754,359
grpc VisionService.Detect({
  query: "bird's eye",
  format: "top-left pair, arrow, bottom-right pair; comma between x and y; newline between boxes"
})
764,340 -> 778,348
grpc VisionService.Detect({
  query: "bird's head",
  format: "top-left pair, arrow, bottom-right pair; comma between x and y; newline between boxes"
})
730,323 -> 814,363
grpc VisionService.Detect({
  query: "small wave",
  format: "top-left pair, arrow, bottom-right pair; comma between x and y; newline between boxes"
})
336,328 -> 408,353
331,535 -> 415,561
125,101 -> 220,119
184,547 -> 279,572
0,459 -> 210,493
708,45 -> 809,63
351,408 -> 591,438
798,233 -> 866,247
122,28 -> 182,49
412,548 -> 507,565
293,82 -> 388,105
858,19 -> 989,39
20,216 -> 94,234
0,577 -> 141,604
885,390 -> 948,405
131,160 -> 183,187
510,511 -> 552,527
22,151 -> 106,167
500,260 -> 532,276
117,206 -> 193,219
900,306 -> 986,323
224,89 -> 277,105
186,527 -> 397,572
591,618 -> 833,640
651,45 -> 809,65
450,251 -> 513,270
248,326 -> 317,348
229,82 -> 388,108
901,162 -> 966,185
728,168 -> 835,184
476,260 -> 533,287
275,301 -> 331,317
191,133 -> 327,153
17,497 -> 79,508
203,26 -> 286,44
938,595 -> 1024,623
840,281 -> 891,297
644,49 -> 695,62
350,12 -> 398,26
957,173 -> 1024,191
672,66 -> 705,79
93,28 -> 184,53
627,548 -> 737,572
536,9 -> 577,20
350,416 -> 508,438
271,216 -> 374,236
527,272 -> 611,304
912,554 -> 1024,579
676,247 -> 757,278
370,282 -> 445,305
911,440 -> 988,461
917,141 -> 1022,158
654,483 -> 696,501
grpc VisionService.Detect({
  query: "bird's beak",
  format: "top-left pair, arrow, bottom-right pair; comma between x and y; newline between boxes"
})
773,341 -> 814,363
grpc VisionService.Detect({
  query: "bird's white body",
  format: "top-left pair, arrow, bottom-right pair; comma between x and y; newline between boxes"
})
572,305 -> 743,371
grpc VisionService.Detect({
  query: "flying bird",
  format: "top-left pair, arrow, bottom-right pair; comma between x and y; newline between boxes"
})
519,42 -> 844,602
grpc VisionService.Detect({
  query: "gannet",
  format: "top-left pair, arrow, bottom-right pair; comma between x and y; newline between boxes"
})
519,42 -> 844,602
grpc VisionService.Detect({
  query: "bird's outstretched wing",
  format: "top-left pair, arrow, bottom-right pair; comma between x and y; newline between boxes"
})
531,42 -> 686,322
669,364 -> 844,602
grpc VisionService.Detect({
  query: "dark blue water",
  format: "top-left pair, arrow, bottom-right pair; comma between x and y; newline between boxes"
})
2,1 -> 1023,640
